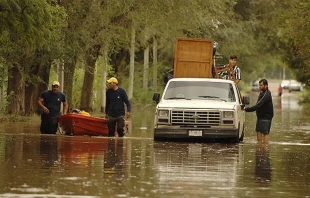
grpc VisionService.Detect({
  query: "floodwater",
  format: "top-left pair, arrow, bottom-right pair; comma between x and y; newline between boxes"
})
1,89 -> 310,197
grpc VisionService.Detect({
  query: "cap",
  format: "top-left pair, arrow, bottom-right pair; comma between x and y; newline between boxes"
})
52,81 -> 60,86
107,77 -> 118,84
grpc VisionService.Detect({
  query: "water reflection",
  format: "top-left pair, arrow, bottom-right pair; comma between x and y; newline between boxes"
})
40,136 -> 58,167
153,142 -> 243,197
1,87 -> 310,197
255,143 -> 271,184
104,139 -> 125,172
279,92 -> 302,111
58,137 -> 126,169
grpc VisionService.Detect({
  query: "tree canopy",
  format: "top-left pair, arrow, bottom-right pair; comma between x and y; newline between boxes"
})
0,0 -> 309,114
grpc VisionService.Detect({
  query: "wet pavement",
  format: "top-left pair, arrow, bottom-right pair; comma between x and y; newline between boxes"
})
0,87 -> 310,197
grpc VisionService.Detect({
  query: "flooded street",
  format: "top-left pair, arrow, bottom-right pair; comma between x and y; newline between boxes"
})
1,87 -> 310,197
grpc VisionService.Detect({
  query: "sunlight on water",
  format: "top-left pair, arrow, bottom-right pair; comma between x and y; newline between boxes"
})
270,142 -> 310,146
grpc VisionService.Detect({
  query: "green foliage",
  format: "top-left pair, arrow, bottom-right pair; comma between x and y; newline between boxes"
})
299,89 -> 310,104
270,0 -> 310,86
2,0 -> 310,114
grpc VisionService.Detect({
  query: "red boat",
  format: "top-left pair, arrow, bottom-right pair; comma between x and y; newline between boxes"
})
58,113 -> 129,136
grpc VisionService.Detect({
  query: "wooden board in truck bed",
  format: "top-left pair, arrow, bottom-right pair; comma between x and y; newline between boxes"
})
174,38 -> 214,78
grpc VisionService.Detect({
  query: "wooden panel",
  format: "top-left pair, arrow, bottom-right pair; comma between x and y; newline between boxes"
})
174,38 -> 214,78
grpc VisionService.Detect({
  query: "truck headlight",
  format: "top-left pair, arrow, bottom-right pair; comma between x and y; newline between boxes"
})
158,110 -> 169,117
223,111 -> 234,118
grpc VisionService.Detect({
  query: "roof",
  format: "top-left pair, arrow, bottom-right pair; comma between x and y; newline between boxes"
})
169,78 -> 234,83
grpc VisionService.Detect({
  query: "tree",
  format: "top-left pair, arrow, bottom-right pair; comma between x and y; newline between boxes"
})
0,0 -> 66,114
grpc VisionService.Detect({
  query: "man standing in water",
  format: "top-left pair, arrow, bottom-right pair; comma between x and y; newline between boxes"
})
105,77 -> 131,137
245,79 -> 274,143
38,81 -> 68,134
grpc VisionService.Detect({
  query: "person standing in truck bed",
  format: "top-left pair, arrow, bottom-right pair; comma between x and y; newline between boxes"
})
222,54 -> 241,85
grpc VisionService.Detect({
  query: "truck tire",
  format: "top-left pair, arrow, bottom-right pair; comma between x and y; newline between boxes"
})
232,123 -> 242,143
239,126 -> 244,142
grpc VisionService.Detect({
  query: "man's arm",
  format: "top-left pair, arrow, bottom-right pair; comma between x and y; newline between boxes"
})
105,90 -> 109,118
121,89 -> 131,118
38,97 -> 49,114
63,101 -> 68,114
245,91 -> 271,112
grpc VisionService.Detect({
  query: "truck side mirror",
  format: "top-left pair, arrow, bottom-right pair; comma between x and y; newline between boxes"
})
153,92 -> 160,103
242,96 -> 250,105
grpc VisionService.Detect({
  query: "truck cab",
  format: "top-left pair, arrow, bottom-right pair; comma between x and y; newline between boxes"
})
153,78 -> 249,142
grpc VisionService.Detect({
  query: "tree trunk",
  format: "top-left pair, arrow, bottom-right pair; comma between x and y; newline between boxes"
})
101,49 -> 108,113
57,59 -> 65,93
143,46 -> 149,90
25,63 -> 40,116
0,66 -> 5,107
80,46 -> 101,112
63,57 -> 77,111
57,60 -> 65,113
152,37 -> 158,92
128,25 -> 135,100
37,64 -> 50,101
7,63 -> 25,115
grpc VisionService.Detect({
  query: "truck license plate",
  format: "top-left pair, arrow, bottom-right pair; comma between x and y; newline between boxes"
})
189,130 -> 202,136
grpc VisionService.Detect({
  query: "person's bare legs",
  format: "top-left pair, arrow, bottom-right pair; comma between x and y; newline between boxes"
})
257,132 -> 263,142
262,134 -> 269,143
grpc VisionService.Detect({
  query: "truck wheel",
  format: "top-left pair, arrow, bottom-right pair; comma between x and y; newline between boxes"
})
232,123 -> 242,143
239,128 -> 244,142
232,135 -> 240,143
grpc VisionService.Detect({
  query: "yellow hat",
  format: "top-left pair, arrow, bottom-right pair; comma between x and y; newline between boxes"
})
107,77 -> 118,84
52,81 -> 60,86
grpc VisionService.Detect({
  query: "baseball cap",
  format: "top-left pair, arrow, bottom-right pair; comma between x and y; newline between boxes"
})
107,77 -> 118,84
52,81 -> 60,86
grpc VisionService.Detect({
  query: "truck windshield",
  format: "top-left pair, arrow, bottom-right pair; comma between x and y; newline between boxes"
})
164,81 -> 236,102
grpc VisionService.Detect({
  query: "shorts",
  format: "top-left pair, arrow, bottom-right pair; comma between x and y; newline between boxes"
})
255,119 -> 272,134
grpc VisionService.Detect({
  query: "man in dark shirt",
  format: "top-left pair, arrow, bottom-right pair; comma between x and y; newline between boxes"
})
105,77 -> 131,137
245,79 -> 274,143
38,81 -> 68,134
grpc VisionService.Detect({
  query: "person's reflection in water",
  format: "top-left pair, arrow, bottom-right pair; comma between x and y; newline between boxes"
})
255,143 -> 272,184
40,136 -> 58,167
104,139 -> 125,173
277,97 -> 282,110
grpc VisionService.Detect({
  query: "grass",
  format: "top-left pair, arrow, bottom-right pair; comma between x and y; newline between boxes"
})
0,114 -> 41,123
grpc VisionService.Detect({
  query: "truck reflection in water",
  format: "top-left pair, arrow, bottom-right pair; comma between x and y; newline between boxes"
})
153,142 -> 244,197
255,144 -> 272,184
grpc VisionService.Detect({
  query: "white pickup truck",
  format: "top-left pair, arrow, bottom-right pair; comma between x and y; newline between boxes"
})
152,78 -> 249,142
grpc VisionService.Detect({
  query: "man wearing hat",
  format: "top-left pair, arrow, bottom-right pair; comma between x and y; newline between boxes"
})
105,77 -> 131,137
38,81 -> 68,134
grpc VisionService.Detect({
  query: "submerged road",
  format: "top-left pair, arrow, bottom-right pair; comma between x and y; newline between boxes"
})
0,79 -> 309,197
